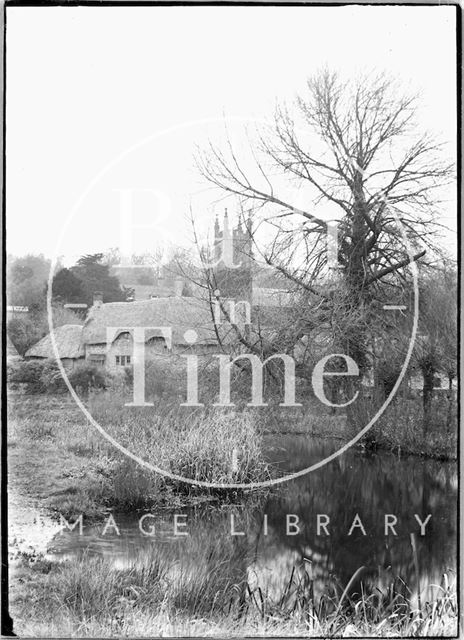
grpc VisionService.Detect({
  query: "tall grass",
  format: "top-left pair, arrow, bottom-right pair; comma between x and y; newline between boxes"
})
7,390 -> 271,516
89,391 -> 272,488
369,395 -> 457,459
11,550 -> 457,637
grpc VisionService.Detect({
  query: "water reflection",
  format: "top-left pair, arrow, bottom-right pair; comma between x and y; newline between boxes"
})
48,436 -> 457,599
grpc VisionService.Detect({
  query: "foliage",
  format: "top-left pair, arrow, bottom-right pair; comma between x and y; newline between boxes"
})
7,254 -> 52,308
51,268 -> 84,303
67,362 -> 110,393
39,359 -> 69,393
70,253 -> 132,306
414,266 -> 457,379
8,359 -> 47,386
7,359 -> 66,394
413,266 -> 457,430
9,360 -> 112,396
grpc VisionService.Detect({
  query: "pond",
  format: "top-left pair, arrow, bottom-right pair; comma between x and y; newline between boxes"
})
47,436 -> 457,600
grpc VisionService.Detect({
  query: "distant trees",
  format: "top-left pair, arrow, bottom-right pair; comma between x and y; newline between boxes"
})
50,268 -> 84,303
51,253 -> 132,306
8,252 -> 132,354
7,254 -> 52,308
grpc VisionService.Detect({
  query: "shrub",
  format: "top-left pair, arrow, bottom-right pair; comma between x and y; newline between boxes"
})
144,358 -> 186,402
40,359 -> 68,393
67,362 -> 110,393
7,359 -> 48,393
8,358 -> 83,394
7,359 -> 45,383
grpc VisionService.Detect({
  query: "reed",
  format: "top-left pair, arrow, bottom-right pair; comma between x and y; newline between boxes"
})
10,550 -> 457,638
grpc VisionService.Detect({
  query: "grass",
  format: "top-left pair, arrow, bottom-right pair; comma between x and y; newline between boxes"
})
89,390 -> 272,487
258,390 -> 457,461
9,549 -> 458,637
368,394 -> 458,460
7,389 -> 272,519
7,388 -> 458,637
7,383 -> 457,521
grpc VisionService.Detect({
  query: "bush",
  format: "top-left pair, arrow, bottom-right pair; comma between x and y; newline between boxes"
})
68,362 -> 110,393
40,359 -> 68,393
9,359 -> 113,395
8,359 -> 74,393
8,359 -> 48,393
144,358 -> 186,402
369,394 -> 457,458
7,359 -> 45,384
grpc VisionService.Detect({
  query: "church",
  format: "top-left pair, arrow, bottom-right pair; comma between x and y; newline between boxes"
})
212,209 -> 294,309
109,209 -> 293,309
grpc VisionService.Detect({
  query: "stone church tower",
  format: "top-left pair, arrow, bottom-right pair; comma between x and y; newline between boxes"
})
213,209 -> 253,302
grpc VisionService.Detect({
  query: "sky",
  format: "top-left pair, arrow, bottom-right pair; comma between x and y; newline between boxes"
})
6,4 -> 457,266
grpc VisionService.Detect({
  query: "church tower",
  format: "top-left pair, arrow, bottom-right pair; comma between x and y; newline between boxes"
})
213,209 -> 253,302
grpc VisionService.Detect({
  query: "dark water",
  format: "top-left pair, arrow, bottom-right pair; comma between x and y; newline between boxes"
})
48,436 -> 457,598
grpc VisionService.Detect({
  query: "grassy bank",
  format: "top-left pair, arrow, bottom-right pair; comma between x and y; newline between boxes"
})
7,390 -> 272,521
8,385 -> 457,521
10,549 -> 457,637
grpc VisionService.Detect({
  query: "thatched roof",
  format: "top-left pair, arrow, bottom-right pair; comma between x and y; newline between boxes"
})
25,325 -> 84,359
82,297 -> 237,346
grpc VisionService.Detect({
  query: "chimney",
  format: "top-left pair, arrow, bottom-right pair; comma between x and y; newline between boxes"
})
93,291 -> 103,308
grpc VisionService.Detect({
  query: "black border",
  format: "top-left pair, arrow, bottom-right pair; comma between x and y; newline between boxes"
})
0,2 -> 461,639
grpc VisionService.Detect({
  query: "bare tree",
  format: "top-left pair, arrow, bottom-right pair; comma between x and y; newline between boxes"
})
196,70 -> 453,422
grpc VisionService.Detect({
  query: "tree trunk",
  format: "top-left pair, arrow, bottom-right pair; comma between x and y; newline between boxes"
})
344,195 -> 370,433
422,366 -> 435,437
446,374 -> 454,434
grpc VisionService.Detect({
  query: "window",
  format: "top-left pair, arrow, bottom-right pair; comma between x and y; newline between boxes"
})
89,354 -> 105,365
115,355 -> 131,366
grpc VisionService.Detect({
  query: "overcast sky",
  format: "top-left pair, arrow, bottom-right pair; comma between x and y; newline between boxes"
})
6,4 -> 457,265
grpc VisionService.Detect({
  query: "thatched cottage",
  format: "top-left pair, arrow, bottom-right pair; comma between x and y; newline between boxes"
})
24,324 -> 85,369
81,296 -> 236,369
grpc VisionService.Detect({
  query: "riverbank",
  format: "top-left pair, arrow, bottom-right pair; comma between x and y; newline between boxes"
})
9,548 -> 457,637
8,390 -> 458,637
7,391 -> 271,524
8,389 -> 457,525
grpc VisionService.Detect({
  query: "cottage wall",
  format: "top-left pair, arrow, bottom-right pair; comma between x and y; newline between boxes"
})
61,357 -> 83,370
85,332 -> 220,370
25,355 -> 82,369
